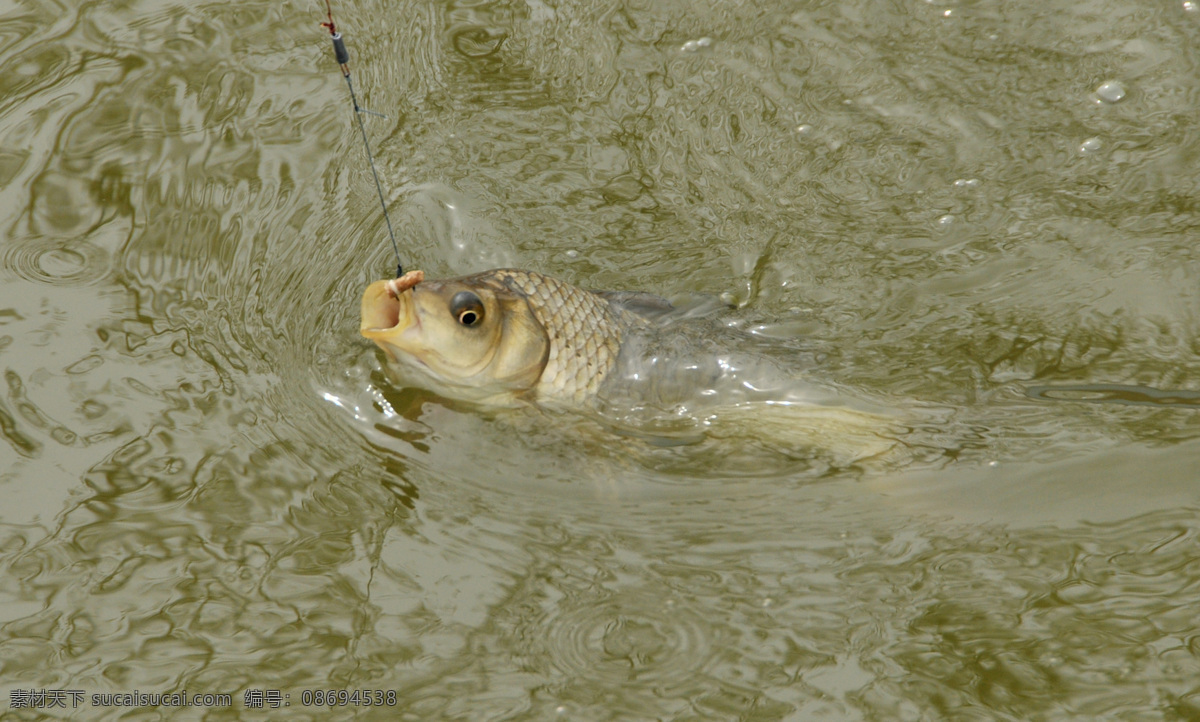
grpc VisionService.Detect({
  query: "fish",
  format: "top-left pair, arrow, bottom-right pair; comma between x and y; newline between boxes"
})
360,268 -> 648,405
360,268 -> 912,464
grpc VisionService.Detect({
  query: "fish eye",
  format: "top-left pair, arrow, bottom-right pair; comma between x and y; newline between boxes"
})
450,291 -> 485,327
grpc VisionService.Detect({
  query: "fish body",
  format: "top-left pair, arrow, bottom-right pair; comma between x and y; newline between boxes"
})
361,269 -> 642,405
361,267 -> 908,463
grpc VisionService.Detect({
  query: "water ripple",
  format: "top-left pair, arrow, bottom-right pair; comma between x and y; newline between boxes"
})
1,238 -> 110,286
531,588 -> 717,691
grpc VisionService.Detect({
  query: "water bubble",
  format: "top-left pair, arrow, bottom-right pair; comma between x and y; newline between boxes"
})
1095,80 -> 1125,104
953,178 -> 980,188
795,124 -> 812,135
680,37 -> 713,52
1185,0 -> 1197,11
1079,137 -> 1102,153
937,214 -> 954,226
565,249 -> 579,259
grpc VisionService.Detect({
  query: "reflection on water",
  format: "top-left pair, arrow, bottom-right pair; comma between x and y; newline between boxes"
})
3,0 -> 1200,718
1029,382 -> 1200,407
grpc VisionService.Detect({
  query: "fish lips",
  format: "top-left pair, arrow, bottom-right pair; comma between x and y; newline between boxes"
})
360,279 -> 422,359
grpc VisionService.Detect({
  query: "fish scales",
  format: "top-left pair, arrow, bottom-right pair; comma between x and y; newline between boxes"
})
487,270 -> 630,402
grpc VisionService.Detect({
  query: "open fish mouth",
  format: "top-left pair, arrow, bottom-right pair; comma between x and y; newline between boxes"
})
360,270 -> 424,337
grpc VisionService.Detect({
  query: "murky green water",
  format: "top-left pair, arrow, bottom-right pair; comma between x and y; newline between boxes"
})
3,0 -> 1200,718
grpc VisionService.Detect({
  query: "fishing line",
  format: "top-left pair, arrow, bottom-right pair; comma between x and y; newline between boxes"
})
322,0 -> 403,279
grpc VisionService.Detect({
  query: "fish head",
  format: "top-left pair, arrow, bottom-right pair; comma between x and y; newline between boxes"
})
360,273 -> 549,403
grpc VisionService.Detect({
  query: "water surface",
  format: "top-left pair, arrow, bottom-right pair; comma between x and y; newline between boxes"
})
3,0 -> 1200,718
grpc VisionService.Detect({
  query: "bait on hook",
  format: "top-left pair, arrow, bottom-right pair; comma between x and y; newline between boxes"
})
322,0 -> 404,279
